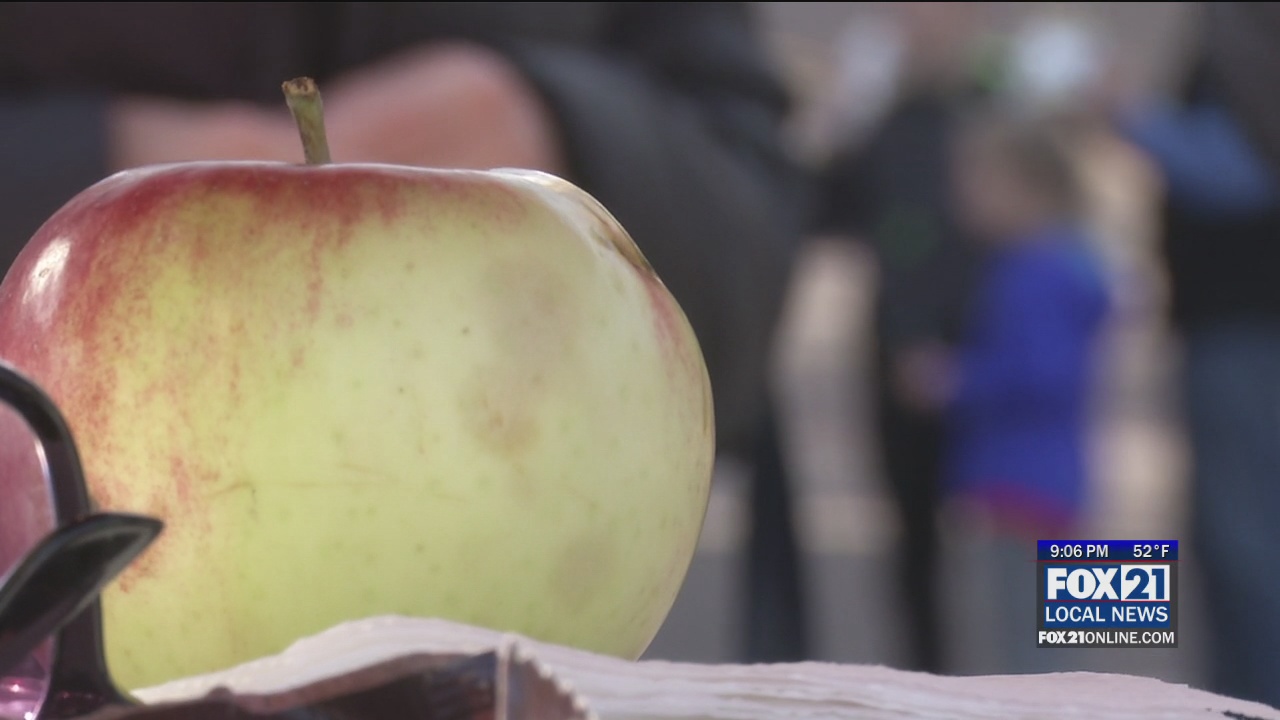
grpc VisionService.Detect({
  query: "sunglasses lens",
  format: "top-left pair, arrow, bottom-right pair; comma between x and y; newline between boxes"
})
0,654 -> 45,720
0,404 -> 54,720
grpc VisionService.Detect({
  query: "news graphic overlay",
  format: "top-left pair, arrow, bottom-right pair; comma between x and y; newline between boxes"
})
1037,541 -> 1177,648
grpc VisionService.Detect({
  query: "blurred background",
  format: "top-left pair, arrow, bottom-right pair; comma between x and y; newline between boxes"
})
5,0 -> 1279,710
648,0 -> 1205,681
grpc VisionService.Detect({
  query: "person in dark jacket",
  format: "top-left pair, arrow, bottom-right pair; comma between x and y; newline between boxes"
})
0,2 -> 804,458
817,2 -> 987,671
1118,4 -> 1280,703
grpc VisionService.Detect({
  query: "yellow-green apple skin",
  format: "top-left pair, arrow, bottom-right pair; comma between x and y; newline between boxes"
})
0,162 -> 714,690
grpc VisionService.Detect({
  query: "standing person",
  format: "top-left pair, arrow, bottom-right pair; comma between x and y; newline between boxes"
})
902,114 -> 1111,672
1118,2 -> 1280,704
818,2 -> 988,673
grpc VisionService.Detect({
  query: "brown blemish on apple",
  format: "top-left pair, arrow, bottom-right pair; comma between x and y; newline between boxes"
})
593,227 -> 651,277
458,377 -> 540,460
573,195 -> 655,277
483,254 -> 582,369
526,173 -> 654,276
551,529 -> 616,613
458,254 -> 583,468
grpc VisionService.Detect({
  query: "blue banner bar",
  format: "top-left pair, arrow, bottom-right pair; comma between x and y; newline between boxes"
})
1037,540 -> 1178,561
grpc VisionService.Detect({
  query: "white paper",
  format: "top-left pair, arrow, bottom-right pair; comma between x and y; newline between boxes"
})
136,616 -> 1280,720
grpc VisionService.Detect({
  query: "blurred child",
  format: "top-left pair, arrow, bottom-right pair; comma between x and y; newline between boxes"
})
899,112 -> 1111,670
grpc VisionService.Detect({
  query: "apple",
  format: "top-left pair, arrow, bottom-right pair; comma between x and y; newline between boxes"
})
0,79 -> 713,690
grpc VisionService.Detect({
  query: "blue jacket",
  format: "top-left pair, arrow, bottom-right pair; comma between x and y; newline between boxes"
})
944,227 -> 1110,522
1119,98 -> 1280,329
1120,103 -> 1276,217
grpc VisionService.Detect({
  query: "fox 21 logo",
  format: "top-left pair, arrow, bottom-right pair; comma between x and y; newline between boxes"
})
1037,541 -> 1178,649
1045,565 -> 1171,602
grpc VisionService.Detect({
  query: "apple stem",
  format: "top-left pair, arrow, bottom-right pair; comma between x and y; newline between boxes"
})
282,77 -> 331,165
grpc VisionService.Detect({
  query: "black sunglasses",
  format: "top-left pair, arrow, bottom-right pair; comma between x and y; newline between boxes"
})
0,362 -> 591,720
